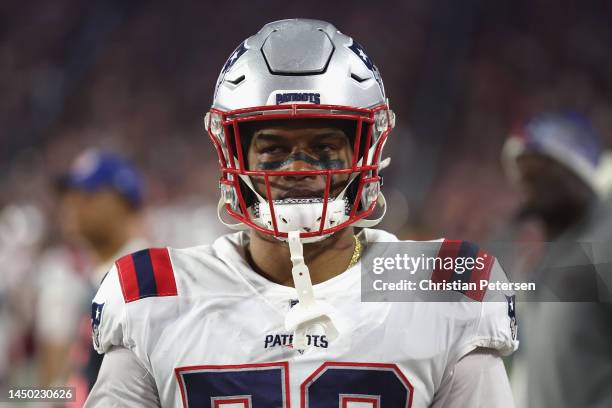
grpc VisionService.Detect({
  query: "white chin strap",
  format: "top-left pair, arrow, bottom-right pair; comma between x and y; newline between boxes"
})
279,194 -> 385,349
285,230 -> 339,349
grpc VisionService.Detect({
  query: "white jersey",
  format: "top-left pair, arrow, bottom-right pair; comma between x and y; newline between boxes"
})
91,229 -> 518,407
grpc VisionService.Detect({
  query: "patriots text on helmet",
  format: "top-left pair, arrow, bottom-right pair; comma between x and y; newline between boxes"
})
275,92 -> 321,105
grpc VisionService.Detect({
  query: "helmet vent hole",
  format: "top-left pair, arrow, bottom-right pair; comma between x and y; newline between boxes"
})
281,217 -> 288,223
303,227 -> 311,232
350,72 -> 369,83
316,216 -> 322,222
227,75 -> 245,85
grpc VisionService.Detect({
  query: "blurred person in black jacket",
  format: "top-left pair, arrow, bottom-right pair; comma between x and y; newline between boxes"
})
502,111 -> 612,408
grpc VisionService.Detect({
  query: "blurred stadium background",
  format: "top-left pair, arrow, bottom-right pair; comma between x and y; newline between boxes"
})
1,0 -> 612,405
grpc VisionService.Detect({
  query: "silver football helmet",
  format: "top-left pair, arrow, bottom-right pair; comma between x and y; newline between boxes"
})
205,18 -> 394,243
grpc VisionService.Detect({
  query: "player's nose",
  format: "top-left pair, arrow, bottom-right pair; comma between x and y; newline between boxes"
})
281,151 -> 319,180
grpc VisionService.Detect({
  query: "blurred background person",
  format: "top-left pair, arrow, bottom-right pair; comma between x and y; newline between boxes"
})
501,111 -> 612,408
502,112 -> 607,241
34,148 -> 149,405
0,204 -> 45,394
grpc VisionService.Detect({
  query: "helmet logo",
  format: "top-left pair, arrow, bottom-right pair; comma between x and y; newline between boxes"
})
347,40 -> 385,97
349,40 -> 374,70
214,41 -> 248,99
221,41 -> 247,74
275,92 -> 321,105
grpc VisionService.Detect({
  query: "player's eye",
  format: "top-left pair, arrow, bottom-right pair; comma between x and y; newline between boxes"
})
259,145 -> 288,155
313,143 -> 337,153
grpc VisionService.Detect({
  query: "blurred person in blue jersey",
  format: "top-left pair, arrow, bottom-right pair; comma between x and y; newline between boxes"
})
34,148 -> 149,405
502,111 -> 612,408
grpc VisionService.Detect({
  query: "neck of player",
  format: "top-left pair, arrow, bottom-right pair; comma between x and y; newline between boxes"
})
247,227 -> 357,287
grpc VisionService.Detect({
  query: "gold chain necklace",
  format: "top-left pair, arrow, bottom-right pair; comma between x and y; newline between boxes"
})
347,235 -> 363,269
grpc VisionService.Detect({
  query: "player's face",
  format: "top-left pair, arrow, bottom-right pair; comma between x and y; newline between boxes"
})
247,122 -> 353,200
516,154 -> 593,215
60,189 -> 132,245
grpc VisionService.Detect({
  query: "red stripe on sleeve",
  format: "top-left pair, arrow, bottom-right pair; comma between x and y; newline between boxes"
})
115,254 -> 140,303
149,248 -> 178,297
431,239 -> 462,283
463,248 -> 495,302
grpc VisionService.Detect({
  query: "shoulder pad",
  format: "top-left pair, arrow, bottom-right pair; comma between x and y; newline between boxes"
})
91,266 -> 127,354
475,296 -> 519,355
115,248 -> 178,303
431,239 -> 495,302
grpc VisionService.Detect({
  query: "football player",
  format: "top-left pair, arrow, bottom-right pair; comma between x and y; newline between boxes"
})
85,19 -> 518,407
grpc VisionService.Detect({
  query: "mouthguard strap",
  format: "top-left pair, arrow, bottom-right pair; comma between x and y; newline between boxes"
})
285,230 -> 339,349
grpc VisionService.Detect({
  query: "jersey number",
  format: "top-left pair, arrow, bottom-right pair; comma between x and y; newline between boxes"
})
175,361 -> 413,407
